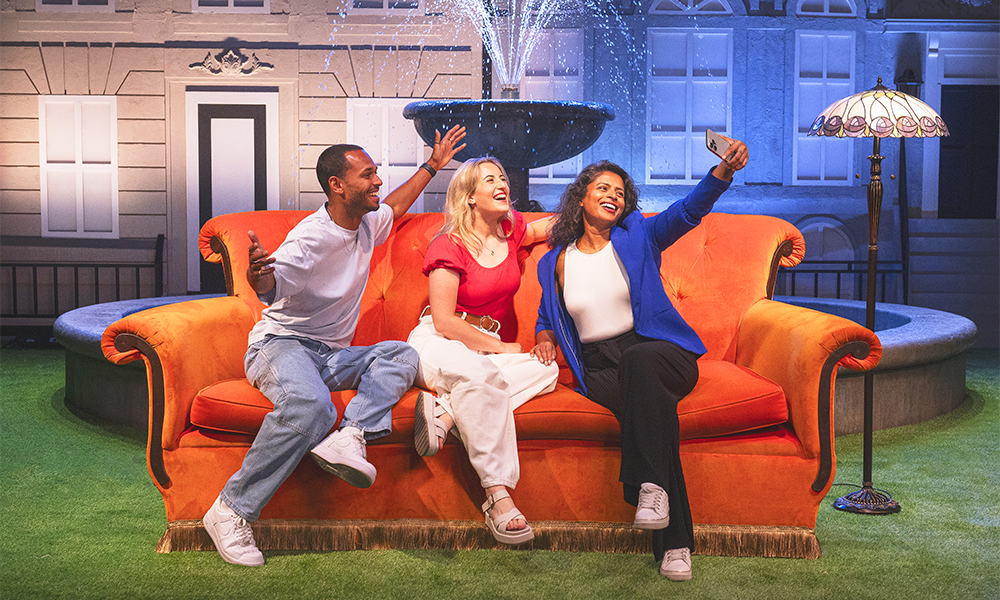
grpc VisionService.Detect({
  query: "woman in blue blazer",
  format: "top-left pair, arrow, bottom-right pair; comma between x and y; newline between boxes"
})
530,140 -> 747,580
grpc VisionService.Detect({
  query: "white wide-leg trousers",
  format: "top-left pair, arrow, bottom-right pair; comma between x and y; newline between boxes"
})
407,315 -> 558,489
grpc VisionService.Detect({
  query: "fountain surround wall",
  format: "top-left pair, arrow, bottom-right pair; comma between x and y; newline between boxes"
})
777,297 -> 978,435
53,295 -> 977,436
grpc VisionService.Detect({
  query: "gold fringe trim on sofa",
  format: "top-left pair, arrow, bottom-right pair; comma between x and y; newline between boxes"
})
694,523 -> 821,559
157,519 -> 820,559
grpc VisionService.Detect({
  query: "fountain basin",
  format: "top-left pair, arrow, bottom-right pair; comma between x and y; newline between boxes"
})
54,294 -> 222,429
776,296 -> 978,435
403,99 -> 615,168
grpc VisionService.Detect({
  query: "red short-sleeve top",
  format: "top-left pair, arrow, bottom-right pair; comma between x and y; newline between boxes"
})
422,211 -> 526,321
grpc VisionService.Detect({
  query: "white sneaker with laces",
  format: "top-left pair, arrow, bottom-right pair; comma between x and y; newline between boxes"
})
659,547 -> 692,581
202,496 -> 265,566
633,482 -> 670,529
310,426 -> 377,488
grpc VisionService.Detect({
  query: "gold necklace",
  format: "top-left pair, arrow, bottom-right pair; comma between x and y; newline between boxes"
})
475,233 -> 497,256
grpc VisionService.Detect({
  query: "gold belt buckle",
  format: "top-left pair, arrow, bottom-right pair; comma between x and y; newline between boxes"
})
479,315 -> 497,333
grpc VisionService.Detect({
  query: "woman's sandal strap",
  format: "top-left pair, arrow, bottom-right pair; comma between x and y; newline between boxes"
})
490,507 -> 527,531
481,489 -> 512,513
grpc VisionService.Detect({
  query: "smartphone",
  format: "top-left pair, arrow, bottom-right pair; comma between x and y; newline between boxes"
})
705,129 -> 732,160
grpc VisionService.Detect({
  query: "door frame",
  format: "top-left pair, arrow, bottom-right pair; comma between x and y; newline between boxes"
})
184,87 -> 280,292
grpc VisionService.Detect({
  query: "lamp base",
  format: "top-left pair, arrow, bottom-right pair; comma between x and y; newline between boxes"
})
833,484 -> 902,515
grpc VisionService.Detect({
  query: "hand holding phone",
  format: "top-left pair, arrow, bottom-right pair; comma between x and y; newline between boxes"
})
705,129 -> 732,160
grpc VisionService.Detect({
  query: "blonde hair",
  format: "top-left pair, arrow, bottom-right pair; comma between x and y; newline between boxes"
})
434,157 -> 514,256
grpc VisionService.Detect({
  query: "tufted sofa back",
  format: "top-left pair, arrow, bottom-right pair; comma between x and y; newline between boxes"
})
201,210 -> 805,365
660,213 -> 805,361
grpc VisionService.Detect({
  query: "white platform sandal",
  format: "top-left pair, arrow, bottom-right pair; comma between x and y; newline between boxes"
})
414,391 -> 450,457
481,489 -> 535,545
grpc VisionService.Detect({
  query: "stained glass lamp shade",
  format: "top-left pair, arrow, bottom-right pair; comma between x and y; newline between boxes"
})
809,78 -> 949,140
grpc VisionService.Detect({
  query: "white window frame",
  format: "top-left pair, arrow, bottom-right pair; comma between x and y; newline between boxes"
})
38,96 -> 119,239
346,99 -> 428,212
522,28 -> 585,183
647,0 -> 733,15
347,0 -> 424,16
795,0 -> 857,17
36,0 -> 113,12
645,28 -> 733,185
191,0 -> 269,14
792,30 -> 855,186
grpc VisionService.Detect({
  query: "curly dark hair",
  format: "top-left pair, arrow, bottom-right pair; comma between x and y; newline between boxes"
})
548,160 -> 641,249
316,144 -> 364,196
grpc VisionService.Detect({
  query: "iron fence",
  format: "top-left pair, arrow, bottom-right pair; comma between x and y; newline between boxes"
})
776,260 -> 904,304
1,235 -> 164,321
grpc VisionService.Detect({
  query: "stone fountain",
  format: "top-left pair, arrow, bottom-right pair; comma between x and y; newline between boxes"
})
403,0 -> 615,212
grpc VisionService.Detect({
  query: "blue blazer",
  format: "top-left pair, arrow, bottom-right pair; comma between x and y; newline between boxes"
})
535,171 -> 731,394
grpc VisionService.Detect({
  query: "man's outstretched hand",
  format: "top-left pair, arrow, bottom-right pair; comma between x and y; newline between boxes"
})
246,230 -> 276,295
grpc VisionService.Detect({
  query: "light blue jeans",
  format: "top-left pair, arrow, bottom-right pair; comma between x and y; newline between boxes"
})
221,334 -> 418,521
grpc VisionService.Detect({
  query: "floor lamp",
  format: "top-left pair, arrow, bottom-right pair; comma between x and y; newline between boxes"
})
807,76 -> 949,515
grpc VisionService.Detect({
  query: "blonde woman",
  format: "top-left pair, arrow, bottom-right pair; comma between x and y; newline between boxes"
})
407,157 -> 558,545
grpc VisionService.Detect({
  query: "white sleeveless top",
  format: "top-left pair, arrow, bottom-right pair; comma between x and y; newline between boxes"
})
563,241 -> 634,344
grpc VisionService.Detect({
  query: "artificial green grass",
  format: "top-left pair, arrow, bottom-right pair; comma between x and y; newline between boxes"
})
1,348 -> 998,600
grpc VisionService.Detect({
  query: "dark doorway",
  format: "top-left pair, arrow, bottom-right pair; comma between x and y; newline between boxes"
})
937,85 -> 999,219
197,104 -> 268,293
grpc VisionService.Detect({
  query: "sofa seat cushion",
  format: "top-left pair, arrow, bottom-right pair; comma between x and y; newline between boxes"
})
190,379 -> 281,435
189,359 -> 787,443
510,360 -> 787,442
677,360 -> 788,439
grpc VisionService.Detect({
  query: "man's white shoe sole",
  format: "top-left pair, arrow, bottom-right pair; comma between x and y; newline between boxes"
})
310,447 -> 376,488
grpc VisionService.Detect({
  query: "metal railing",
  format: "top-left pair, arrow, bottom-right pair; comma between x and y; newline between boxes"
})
776,260 -> 904,304
1,235 -> 164,321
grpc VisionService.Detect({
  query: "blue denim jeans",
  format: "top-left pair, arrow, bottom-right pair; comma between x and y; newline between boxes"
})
221,335 -> 418,521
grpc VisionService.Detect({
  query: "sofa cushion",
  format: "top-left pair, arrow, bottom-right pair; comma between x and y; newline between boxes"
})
677,360 -> 788,439
189,379 -> 286,435
190,359 -> 787,442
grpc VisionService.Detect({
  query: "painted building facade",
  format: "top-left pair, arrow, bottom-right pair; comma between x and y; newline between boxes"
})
1,0 -> 997,342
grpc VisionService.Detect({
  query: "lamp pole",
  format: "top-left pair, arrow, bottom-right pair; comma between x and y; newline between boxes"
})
833,121 -> 901,514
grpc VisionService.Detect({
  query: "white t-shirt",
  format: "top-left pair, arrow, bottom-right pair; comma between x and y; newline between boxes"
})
248,203 -> 394,349
563,240 -> 634,344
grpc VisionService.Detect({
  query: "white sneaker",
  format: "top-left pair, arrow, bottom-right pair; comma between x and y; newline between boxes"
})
633,482 -> 670,529
310,426 -> 376,488
202,496 -> 265,566
659,547 -> 692,581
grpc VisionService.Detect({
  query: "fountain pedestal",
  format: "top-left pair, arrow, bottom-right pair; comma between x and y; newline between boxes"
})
404,99 -> 614,211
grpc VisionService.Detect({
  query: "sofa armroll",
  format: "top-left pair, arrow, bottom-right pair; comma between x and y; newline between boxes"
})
734,299 -> 882,492
102,296 -> 258,490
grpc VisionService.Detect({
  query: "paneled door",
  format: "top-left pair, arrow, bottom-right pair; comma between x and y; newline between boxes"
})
185,88 -> 279,293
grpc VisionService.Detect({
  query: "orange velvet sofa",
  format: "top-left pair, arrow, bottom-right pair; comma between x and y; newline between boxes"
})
102,210 -> 881,559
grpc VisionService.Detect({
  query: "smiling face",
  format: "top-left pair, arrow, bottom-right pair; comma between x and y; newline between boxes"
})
580,171 -> 626,232
333,149 -> 383,217
468,161 -> 510,218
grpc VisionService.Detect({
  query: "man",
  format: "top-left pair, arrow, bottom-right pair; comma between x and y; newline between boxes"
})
203,125 -> 466,566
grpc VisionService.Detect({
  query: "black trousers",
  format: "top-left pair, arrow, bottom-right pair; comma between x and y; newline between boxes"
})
582,330 -> 699,558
